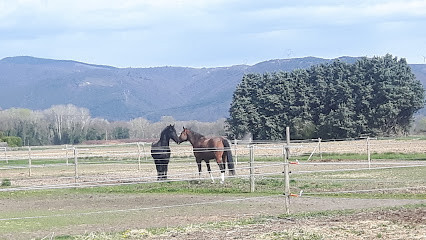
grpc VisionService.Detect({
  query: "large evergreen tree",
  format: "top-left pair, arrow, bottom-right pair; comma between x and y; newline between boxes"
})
227,54 -> 425,140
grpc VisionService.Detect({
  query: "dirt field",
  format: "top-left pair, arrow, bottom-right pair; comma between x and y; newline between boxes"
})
137,205 -> 426,240
0,192 -> 424,239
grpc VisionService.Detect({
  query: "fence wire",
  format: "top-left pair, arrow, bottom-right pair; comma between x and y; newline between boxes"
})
0,139 -> 425,194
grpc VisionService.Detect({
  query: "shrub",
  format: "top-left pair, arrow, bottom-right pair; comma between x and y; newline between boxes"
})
1,179 -> 11,187
1,136 -> 22,147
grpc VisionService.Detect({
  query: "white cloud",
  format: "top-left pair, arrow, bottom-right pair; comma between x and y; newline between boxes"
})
0,0 -> 425,66
366,0 -> 426,16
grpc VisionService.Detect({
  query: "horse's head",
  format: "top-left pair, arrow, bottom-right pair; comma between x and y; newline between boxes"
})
178,127 -> 190,143
166,124 -> 180,144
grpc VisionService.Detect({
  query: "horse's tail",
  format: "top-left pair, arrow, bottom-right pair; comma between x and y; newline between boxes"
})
222,139 -> 235,175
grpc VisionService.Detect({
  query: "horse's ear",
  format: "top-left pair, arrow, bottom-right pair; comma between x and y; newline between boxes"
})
183,126 -> 185,130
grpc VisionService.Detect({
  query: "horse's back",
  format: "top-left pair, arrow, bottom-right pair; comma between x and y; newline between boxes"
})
192,137 -> 225,160
206,137 -> 225,148
151,141 -> 171,159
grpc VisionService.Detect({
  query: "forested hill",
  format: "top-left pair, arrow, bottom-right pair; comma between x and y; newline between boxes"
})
1,56 -> 425,121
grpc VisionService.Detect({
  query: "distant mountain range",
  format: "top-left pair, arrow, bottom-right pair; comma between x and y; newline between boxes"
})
1,56 -> 425,121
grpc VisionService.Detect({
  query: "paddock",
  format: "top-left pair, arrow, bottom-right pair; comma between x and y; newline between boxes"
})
0,138 -> 425,239
0,139 -> 426,191
0,138 -> 425,191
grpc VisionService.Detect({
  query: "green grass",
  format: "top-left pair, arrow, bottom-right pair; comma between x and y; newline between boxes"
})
369,152 -> 426,160
392,136 -> 426,140
1,151 -> 424,169
1,165 -> 424,199
0,210 -> 123,237
0,179 -> 262,200
306,192 -> 426,199
0,158 -> 70,166
0,169 -> 423,239
290,166 -> 426,199
0,156 -> 143,168
278,203 -> 426,219
75,179 -> 256,195
1,179 -> 11,187
235,152 -> 426,163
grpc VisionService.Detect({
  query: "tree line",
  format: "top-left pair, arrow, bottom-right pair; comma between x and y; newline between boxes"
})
227,54 -> 425,140
2,54 -> 425,146
0,105 -> 226,146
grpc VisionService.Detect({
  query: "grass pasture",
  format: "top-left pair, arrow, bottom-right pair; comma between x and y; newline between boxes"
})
0,138 -> 425,239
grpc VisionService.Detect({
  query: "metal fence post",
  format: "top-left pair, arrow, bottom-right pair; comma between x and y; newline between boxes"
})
74,147 -> 78,183
3,147 -> 8,164
28,146 -> 32,177
142,142 -> 148,165
65,144 -> 69,165
137,142 -> 141,171
234,139 -> 238,165
367,137 -> 371,169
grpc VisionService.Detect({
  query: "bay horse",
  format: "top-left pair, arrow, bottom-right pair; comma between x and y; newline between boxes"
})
151,124 -> 180,180
178,127 -> 235,183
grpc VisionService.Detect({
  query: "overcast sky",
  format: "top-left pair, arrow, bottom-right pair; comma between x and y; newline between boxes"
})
1,0 -> 425,68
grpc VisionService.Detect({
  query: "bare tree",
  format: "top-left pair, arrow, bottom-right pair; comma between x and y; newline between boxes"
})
43,104 -> 91,144
129,117 -> 151,139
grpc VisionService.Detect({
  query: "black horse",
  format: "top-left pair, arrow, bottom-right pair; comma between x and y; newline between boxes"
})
151,124 -> 180,180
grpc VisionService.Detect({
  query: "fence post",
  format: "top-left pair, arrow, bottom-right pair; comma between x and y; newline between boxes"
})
318,138 -> 322,160
4,147 -> 8,164
234,139 -> 238,165
249,144 -> 255,193
367,137 -> 371,169
65,144 -> 69,165
28,146 -> 32,177
74,147 -> 78,183
142,142 -> 148,164
137,142 -> 141,171
284,127 -> 291,214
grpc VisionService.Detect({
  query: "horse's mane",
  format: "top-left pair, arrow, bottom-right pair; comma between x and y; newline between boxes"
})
160,125 -> 174,138
161,125 -> 171,134
187,128 -> 205,140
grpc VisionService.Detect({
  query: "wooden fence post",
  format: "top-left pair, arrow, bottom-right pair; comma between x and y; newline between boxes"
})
284,127 -> 291,214
249,144 -> 255,193
318,138 -> 322,160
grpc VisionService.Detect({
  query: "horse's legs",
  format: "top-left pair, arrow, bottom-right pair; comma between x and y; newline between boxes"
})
218,162 -> 226,184
155,159 -> 168,181
154,159 -> 162,181
216,153 -> 226,184
196,158 -> 202,182
205,160 -> 215,183
221,152 -> 228,183
162,159 -> 169,180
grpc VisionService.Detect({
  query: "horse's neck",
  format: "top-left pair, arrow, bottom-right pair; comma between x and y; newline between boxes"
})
187,131 -> 204,147
159,132 -> 171,146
